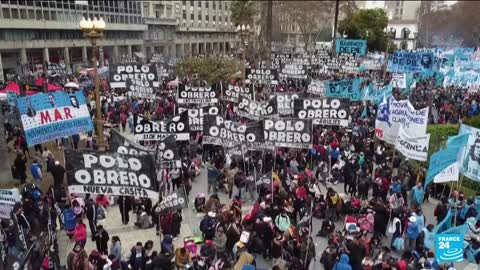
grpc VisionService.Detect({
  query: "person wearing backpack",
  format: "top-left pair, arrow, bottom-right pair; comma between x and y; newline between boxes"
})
200,212 -> 216,241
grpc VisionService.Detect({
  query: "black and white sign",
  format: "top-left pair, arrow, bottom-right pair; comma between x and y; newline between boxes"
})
238,96 -> 277,120
65,149 -> 158,198
268,93 -> 302,116
109,129 -> 155,156
280,64 -> 308,79
155,135 -> 182,169
256,171 -> 273,192
126,78 -> 154,99
177,85 -> 219,104
203,115 -> 264,147
245,68 -> 279,85
307,80 -> 326,96
395,127 -> 430,161
264,118 -> 312,149
46,62 -> 66,75
0,189 -> 21,219
224,144 -> 246,160
134,111 -> 190,142
294,98 -> 350,127
156,189 -> 188,213
224,84 -> 254,103
177,106 -> 220,132
110,64 -> 159,88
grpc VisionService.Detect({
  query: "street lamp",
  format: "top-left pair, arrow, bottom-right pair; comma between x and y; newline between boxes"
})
80,16 -> 106,148
236,24 -> 253,86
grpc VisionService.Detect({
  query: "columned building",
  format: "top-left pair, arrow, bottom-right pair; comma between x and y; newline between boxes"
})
142,1 -> 177,59
0,0 -> 146,81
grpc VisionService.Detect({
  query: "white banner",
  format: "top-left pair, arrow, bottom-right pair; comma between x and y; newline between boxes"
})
0,189 -> 22,219
391,73 -> 407,88
395,127 -> 430,161
433,162 -> 459,183
375,96 -> 429,144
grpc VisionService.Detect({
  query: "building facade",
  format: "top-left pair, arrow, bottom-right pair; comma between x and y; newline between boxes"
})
0,0 -> 148,81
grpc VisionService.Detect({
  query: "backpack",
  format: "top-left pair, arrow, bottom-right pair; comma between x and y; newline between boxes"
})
200,217 -> 213,233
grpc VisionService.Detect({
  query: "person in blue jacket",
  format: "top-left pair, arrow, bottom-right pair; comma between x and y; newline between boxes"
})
333,254 -> 352,270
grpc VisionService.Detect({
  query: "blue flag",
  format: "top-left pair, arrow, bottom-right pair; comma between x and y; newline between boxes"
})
441,223 -> 469,235
360,105 -> 367,119
433,209 -> 453,235
425,147 -> 459,188
447,133 -> 469,149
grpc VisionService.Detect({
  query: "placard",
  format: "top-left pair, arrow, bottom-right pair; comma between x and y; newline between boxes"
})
268,93 -> 302,116
307,80 -> 326,96
65,149 -> 158,198
134,111 -> 190,142
202,115 -> 264,148
156,189 -> 188,213
459,124 -> 480,181
110,64 -> 159,88
294,98 -> 350,127
336,39 -> 367,56
126,78 -> 154,99
177,85 -> 219,104
177,106 -> 220,132
47,62 -> 66,75
325,78 -> 363,100
435,234 -> 464,263
109,129 -> 155,156
264,118 -> 312,149
224,85 -> 254,103
245,68 -> 278,85
279,64 -> 308,79
238,96 -> 277,120
391,73 -> 407,88
395,127 -> 430,161
17,91 -> 94,146
387,51 -> 434,73
0,189 -> 22,219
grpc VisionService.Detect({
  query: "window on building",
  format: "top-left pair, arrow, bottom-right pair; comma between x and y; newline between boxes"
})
198,14 -> 202,20
205,1 -> 209,8
190,13 -> 194,20
190,0 -> 194,7
206,15 -> 209,21
213,15 -> 216,21
182,10 -> 186,19
182,0 -> 186,6
213,1 -> 216,9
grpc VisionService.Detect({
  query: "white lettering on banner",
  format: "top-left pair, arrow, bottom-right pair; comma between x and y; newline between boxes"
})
269,94 -> 299,116
395,127 -> 430,161
294,98 -> 350,127
263,119 -> 312,149
68,185 -> 156,198
225,85 -> 254,102
434,162 -> 459,183
0,189 -> 22,219
238,97 -> 276,120
375,96 -> 429,144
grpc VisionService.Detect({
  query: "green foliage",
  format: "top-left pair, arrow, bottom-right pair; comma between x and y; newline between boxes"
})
230,0 -> 256,27
462,114 -> 480,128
338,8 -> 389,52
176,57 -> 242,85
426,124 -> 460,156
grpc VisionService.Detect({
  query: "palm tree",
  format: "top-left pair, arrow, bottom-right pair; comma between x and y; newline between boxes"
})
230,0 -> 257,27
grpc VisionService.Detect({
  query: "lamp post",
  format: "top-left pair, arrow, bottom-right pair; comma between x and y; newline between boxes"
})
384,27 -> 396,78
80,16 -> 106,148
237,24 -> 252,86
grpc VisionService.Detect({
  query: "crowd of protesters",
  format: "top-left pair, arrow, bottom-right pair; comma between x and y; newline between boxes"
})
2,49 -> 480,270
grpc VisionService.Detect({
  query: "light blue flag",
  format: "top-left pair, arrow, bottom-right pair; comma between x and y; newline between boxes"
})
362,84 -> 392,105
447,133 -> 469,148
425,147 -> 459,188
441,223 -> 469,235
360,105 -> 367,119
433,209 -> 453,235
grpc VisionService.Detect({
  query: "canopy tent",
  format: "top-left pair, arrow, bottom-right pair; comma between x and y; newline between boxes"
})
34,78 -> 64,92
0,81 -> 36,95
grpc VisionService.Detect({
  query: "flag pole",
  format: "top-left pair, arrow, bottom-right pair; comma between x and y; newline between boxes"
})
453,174 -> 463,226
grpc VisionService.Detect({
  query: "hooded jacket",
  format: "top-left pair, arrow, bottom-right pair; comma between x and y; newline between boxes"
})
161,234 -> 173,254
334,254 -> 353,270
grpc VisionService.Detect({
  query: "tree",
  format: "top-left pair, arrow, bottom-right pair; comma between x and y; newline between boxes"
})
176,57 -> 242,85
230,0 -> 257,27
338,8 -> 389,52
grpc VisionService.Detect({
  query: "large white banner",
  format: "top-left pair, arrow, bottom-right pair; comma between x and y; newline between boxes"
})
0,189 -> 22,219
395,127 -> 430,161
375,96 -> 429,144
433,162 -> 459,183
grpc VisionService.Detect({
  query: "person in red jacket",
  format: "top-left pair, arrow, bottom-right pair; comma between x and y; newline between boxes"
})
74,218 -> 88,248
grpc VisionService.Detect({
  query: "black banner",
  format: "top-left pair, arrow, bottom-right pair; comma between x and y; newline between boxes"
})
307,80 -> 326,96
245,68 -> 278,85
110,129 -> 155,156
156,189 -> 188,213
155,135 -> 182,169
126,78 -> 154,99
224,143 -> 246,160
177,106 -> 220,132
202,115 -> 264,147
65,149 -> 157,198
134,111 -> 190,142
268,93 -> 302,116
256,170 -> 273,193
224,84 -> 254,103
280,64 -> 308,79
264,118 -> 312,149
110,64 -> 159,88
293,98 -> 350,127
46,62 -> 66,75
177,85 -> 219,104
237,96 -> 277,120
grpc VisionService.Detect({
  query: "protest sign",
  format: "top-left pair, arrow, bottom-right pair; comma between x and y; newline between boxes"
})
375,96 -> 429,144
126,78 -> 154,99
459,124 -> 480,181
110,64 -> 159,88
387,51 -> 434,73
150,54 -> 165,63
0,189 -> 21,219
46,62 -> 66,75
336,39 -> 367,56
177,106 -> 220,132
395,127 -> 430,161
7,91 -> 17,107
156,189 -> 188,213
134,111 -> 190,142
17,91 -> 93,146
156,65 -> 170,78
391,73 -> 407,88
325,78 -> 363,100
238,96 -> 277,120
307,80 -> 325,96
279,64 -> 308,79
256,171 -> 273,192
435,234 -> 464,263
294,98 -> 350,127
110,129 -> 155,156
155,135 -> 182,169
268,93 -> 302,116
224,143 -> 246,160
245,68 -> 278,85
264,118 -> 312,149
224,84 -> 254,103
360,59 -> 383,70
65,149 -> 158,198
177,85 -> 219,104
433,162 -> 459,183
203,115 -> 264,147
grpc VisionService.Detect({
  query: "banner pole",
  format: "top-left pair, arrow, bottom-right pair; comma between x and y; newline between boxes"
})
453,174 -> 463,226
272,147 -> 277,205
